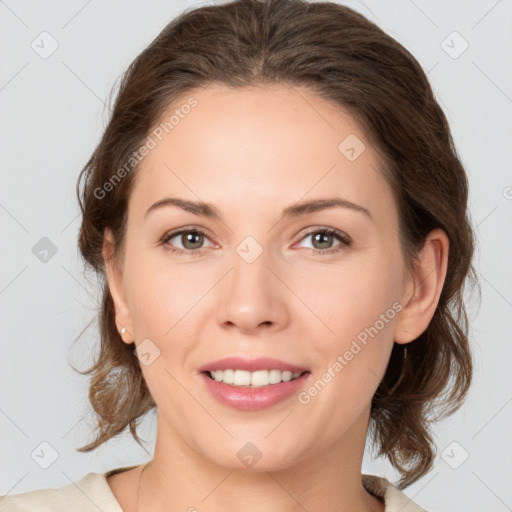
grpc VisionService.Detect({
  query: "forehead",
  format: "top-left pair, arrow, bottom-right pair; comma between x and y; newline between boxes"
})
128,83 -> 396,228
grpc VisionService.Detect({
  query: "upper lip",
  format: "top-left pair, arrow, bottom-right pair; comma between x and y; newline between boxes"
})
198,357 -> 309,374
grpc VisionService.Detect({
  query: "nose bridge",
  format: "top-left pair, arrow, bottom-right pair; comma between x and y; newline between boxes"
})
230,243 -> 270,294
216,238 -> 288,331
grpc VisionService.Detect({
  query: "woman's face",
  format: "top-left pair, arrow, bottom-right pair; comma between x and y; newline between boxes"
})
107,83 -> 413,471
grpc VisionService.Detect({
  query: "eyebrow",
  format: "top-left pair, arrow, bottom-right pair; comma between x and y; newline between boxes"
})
144,196 -> 372,222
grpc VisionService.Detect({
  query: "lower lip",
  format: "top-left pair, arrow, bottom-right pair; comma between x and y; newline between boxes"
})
200,372 -> 310,411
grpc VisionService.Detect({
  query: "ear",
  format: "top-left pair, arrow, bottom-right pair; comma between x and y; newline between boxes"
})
393,228 -> 449,344
102,228 -> 134,345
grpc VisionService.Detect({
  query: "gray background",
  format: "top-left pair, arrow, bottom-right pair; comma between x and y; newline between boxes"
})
1,1 -> 511,511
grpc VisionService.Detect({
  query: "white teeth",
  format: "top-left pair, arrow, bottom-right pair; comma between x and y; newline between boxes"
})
233,370 -> 251,386
221,369 -> 234,384
210,369 -> 303,387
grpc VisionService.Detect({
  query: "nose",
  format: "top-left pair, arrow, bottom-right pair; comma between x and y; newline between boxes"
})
216,249 -> 290,334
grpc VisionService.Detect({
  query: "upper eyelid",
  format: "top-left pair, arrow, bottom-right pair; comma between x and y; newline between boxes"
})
163,226 -> 350,247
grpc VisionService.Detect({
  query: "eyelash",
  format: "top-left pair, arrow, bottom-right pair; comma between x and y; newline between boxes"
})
160,227 -> 352,257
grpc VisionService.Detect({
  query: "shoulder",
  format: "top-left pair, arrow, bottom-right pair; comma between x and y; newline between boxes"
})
362,474 -> 428,512
0,471 -> 125,512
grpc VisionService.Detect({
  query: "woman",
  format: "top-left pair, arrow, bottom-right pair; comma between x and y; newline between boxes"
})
0,0 -> 478,510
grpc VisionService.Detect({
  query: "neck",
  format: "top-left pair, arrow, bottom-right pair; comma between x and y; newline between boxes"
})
137,409 -> 384,512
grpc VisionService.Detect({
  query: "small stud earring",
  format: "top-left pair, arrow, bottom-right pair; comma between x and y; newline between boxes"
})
121,327 -> 127,335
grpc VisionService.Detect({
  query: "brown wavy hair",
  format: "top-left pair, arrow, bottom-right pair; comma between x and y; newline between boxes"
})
73,0 -> 480,488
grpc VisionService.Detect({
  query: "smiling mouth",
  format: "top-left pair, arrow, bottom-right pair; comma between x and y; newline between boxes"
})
203,369 -> 309,387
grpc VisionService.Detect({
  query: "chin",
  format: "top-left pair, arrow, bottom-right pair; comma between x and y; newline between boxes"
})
197,437 -> 303,473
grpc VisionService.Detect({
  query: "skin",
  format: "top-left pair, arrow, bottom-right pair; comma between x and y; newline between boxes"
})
103,83 -> 449,512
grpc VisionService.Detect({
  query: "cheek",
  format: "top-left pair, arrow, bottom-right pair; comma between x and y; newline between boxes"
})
301,274 -> 399,417
123,250 -> 193,337
293,254 -> 402,338
294,253 -> 401,396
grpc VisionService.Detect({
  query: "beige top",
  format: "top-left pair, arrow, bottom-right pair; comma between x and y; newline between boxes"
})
0,466 -> 427,511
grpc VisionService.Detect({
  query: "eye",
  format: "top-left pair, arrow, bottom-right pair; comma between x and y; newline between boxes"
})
159,226 -> 352,257
160,228 -> 214,256
294,227 -> 352,255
